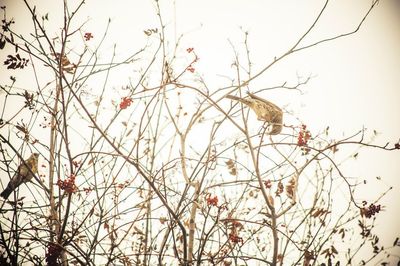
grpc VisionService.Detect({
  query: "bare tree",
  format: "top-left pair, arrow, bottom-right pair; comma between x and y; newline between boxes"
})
0,1 -> 399,265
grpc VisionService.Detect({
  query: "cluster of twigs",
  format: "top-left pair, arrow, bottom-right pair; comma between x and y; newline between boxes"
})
0,1 -> 398,265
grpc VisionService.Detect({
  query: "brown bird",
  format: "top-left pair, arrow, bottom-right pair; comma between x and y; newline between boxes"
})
226,92 -> 283,135
1,153 -> 39,199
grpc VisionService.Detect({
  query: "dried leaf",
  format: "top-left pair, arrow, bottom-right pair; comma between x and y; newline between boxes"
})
393,237 -> 399,246
52,52 -> 77,74
275,181 -> 283,196
225,159 -> 237,175
285,177 -> 296,200
143,28 -> 158,36
267,194 -> 274,206
331,144 -> 339,153
331,245 -> 338,255
4,54 -> 29,69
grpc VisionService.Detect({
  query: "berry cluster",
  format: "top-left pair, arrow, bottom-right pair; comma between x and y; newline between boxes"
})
224,219 -> 243,244
185,47 -> 198,73
229,233 -> 243,244
46,243 -> 62,265
361,201 -> 382,218
297,124 -> 311,146
57,174 -> 77,194
83,187 -> 93,195
206,195 -> 218,207
84,32 -> 93,41
297,124 -> 311,154
119,97 -> 133,110
263,179 -> 272,189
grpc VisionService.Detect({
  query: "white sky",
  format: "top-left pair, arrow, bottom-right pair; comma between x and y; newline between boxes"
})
1,0 -> 400,263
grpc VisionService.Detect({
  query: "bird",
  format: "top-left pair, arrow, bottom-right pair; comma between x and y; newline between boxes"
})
226,92 -> 283,135
1,153 -> 39,199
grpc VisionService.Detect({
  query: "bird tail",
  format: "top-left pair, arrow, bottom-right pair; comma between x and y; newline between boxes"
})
269,124 -> 283,135
226,95 -> 253,106
0,185 -> 13,199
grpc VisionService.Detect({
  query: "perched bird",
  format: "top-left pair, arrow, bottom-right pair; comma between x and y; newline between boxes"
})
226,92 -> 283,134
1,153 -> 39,199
